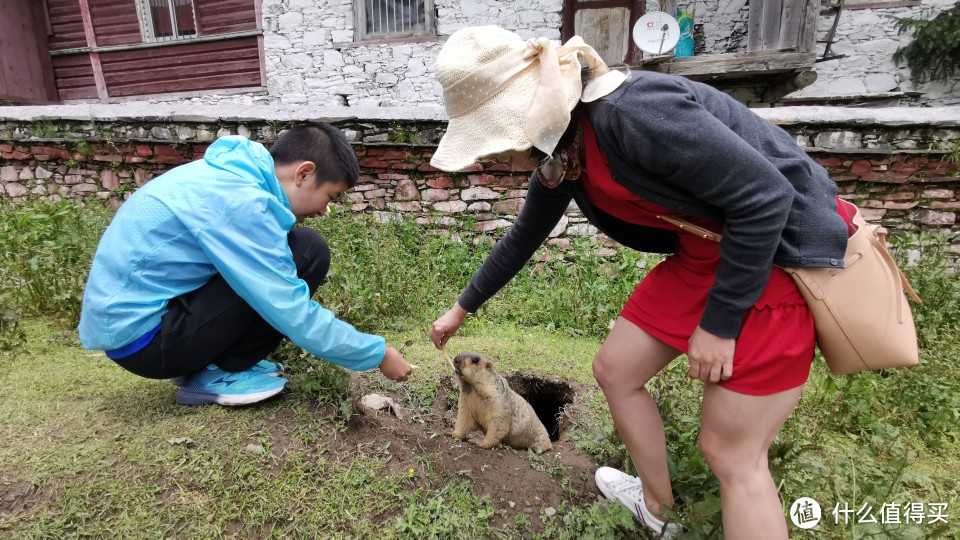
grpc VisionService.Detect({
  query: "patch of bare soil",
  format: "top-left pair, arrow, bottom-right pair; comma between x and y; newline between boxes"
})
0,482 -> 55,523
275,369 -> 605,534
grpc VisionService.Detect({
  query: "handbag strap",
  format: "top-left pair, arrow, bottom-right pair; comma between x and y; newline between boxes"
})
656,212 -> 922,304
867,223 -> 922,304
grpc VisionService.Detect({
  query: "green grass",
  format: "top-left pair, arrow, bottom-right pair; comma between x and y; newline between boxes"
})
1,202 -> 960,538
0,320 -> 503,538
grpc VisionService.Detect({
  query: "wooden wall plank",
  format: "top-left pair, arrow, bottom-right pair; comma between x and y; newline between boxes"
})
47,0 -> 88,50
798,0 -> 821,54
196,0 -> 257,35
89,0 -> 141,46
51,54 -> 97,98
762,0 -> 783,50
98,36 -> 261,96
747,0 -> 763,52
574,7 -> 630,65
107,73 -> 262,96
778,0 -> 804,50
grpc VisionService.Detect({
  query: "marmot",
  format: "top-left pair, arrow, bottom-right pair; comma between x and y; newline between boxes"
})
451,352 -> 552,454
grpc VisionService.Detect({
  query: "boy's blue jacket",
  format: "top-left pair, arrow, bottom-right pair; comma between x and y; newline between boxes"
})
78,136 -> 386,372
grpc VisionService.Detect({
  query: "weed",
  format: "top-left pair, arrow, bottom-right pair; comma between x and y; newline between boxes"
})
0,200 -> 110,325
393,483 -> 495,537
535,500 -> 638,539
387,123 -> 419,144
0,291 -> 26,352
274,340 -> 354,422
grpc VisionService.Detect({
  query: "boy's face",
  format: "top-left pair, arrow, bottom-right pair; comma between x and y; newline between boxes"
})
290,177 -> 348,222
278,161 -> 349,222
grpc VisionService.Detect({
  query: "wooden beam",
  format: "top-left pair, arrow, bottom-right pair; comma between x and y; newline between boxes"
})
822,0 -> 845,59
77,0 -> 97,47
50,29 -> 263,55
640,51 -> 817,79
761,69 -> 818,102
625,0 -> 644,64
89,52 -> 109,99
77,0 -> 108,99
254,0 -> 266,86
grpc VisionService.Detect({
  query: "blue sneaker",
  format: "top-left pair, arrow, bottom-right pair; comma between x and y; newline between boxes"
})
176,364 -> 288,406
171,359 -> 282,386
251,359 -> 284,376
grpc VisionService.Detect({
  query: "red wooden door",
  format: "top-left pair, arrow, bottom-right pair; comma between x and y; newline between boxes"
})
0,0 -> 59,103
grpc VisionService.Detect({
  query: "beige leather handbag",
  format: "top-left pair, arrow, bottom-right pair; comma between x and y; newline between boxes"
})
658,201 -> 921,375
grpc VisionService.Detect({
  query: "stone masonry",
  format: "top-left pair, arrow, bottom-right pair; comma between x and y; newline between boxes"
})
2,104 -> 959,252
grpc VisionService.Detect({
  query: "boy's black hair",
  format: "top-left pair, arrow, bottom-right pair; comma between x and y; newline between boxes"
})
269,122 -> 359,188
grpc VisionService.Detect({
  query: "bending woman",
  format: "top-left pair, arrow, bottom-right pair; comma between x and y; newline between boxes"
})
427,26 -> 849,539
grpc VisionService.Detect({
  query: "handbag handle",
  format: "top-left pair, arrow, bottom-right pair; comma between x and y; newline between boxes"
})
655,215 -> 722,243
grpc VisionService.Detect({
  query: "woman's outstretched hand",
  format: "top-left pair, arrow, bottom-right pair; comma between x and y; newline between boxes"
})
429,303 -> 469,350
687,325 -> 735,383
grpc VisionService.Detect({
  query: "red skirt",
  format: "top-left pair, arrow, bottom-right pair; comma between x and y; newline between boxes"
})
579,119 -> 819,396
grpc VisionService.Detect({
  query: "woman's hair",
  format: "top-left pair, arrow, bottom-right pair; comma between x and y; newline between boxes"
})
270,122 -> 360,188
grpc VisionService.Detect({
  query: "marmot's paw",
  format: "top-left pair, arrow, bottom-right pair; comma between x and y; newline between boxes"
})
478,440 -> 499,449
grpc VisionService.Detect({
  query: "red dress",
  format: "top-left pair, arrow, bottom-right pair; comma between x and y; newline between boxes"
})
579,119 -> 817,395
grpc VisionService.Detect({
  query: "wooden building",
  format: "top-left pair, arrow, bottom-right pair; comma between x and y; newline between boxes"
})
1,0 -> 264,104
1,0 -> 823,105
565,0 -> 822,103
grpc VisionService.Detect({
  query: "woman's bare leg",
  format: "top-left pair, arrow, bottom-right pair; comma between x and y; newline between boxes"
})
700,383 -> 803,539
592,316 -> 680,520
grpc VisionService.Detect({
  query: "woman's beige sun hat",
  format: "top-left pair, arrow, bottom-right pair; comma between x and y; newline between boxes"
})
430,25 -> 628,172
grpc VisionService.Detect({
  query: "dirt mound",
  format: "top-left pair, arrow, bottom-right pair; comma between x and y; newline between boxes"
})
280,370 -> 604,533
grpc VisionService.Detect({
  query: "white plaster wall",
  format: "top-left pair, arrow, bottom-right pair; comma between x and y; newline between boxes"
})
257,0 -> 562,108
791,0 -> 960,106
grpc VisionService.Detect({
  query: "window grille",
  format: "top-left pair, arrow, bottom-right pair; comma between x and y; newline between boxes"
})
136,0 -> 198,42
356,0 -> 435,41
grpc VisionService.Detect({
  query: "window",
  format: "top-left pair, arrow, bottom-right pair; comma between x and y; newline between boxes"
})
355,0 -> 435,41
136,0 -> 198,42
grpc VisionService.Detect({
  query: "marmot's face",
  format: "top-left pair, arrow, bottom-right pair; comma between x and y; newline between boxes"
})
453,352 -> 486,379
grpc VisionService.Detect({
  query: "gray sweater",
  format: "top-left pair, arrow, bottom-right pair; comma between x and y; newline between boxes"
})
458,71 -> 848,339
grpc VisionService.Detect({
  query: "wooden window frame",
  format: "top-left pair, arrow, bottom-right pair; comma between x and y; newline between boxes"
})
353,0 -> 436,43
136,0 -> 200,43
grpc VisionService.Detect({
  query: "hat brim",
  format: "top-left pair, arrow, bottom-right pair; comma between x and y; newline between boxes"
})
430,59 -> 582,172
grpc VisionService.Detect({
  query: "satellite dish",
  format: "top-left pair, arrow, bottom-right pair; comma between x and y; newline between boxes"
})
633,10 -> 681,56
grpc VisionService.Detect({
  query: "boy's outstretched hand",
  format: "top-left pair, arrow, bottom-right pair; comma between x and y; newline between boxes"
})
379,346 -> 413,381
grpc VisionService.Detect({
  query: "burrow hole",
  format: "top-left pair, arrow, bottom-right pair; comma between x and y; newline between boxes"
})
506,372 -> 576,442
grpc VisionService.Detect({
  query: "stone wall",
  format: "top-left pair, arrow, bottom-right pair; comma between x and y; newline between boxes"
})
1,104 -> 959,249
791,0 -> 960,106
66,1 -> 959,108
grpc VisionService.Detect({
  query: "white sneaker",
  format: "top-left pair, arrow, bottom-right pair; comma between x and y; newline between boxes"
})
595,467 -> 681,539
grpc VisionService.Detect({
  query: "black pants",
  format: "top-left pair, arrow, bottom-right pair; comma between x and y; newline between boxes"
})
113,228 -> 330,379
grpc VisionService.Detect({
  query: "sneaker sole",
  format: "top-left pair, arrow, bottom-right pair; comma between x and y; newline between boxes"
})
595,469 -> 679,539
171,371 -> 280,387
176,385 -> 285,406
